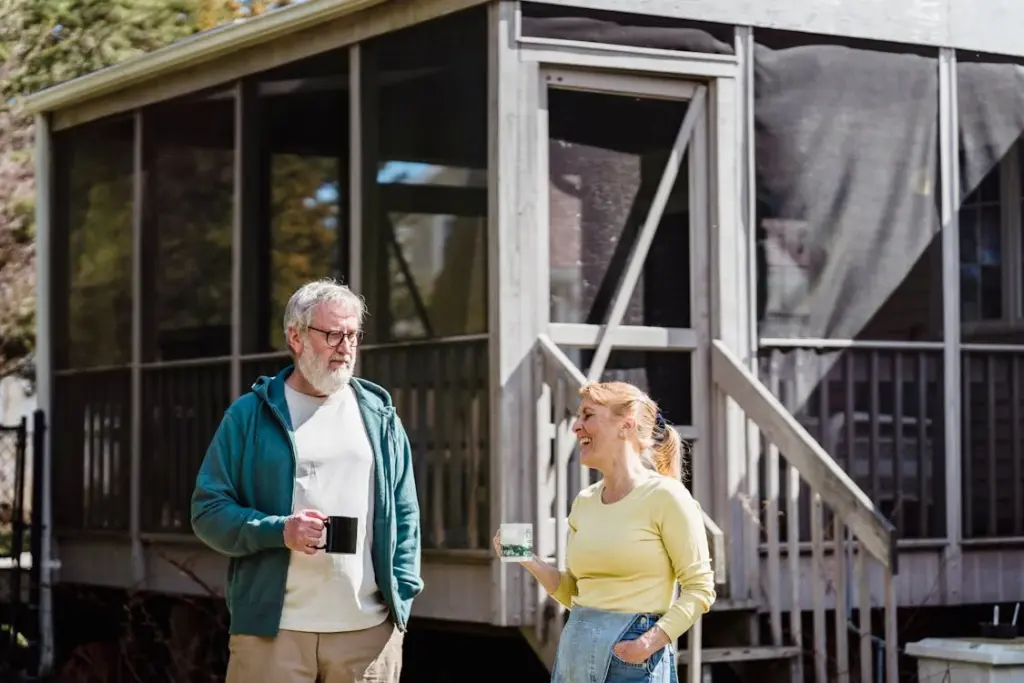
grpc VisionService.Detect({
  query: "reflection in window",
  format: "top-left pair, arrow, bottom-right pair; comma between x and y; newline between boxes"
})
379,161 -> 487,188
385,210 -> 487,339
147,92 -> 235,361
378,162 -> 486,340
61,117 -> 135,369
364,8 -> 488,341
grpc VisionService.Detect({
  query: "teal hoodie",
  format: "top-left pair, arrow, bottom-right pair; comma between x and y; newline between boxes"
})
190,367 -> 423,636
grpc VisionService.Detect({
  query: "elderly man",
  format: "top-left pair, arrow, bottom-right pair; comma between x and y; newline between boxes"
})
191,279 -> 422,683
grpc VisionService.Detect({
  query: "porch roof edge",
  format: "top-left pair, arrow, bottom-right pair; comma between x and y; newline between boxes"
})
18,0 -> 390,117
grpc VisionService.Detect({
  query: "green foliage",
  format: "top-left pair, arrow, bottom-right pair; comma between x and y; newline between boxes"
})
0,0 -> 247,376
3,0 -> 200,98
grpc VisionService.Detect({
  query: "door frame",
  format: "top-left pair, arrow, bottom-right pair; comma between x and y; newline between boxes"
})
488,0 -> 753,626
534,65 -> 713,508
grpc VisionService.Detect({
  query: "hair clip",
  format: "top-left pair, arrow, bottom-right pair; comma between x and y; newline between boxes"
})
655,412 -> 666,430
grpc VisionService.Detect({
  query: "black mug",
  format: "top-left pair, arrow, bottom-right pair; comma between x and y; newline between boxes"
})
315,516 -> 359,554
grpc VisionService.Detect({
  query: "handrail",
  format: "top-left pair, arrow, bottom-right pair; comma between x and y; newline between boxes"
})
536,334 -> 587,390
711,340 -> 898,573
535,332 -> 730,588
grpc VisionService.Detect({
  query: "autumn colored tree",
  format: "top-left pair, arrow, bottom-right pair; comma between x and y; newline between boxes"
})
0,0 -> 305,377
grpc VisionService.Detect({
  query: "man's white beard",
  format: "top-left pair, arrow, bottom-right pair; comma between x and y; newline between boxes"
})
296,346 -> 354,396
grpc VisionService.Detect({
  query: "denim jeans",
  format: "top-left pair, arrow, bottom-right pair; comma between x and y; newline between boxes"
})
551,607 -> 677,683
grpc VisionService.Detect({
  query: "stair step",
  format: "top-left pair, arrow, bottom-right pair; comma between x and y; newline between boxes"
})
677,645 -> 801,665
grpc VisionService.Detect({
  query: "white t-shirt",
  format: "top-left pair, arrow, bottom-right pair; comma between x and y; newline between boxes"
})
277,383 -> 388,633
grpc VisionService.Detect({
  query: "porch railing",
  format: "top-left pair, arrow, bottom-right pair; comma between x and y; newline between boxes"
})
961,344 -> 1024,539
140,357 -> 234,533
761,340 -> 1024,542
758,342 -> 945,542
714,340 -> 898,683
532,334 -> 710,680
51,336 -> 490,551
52,367 -> 131,531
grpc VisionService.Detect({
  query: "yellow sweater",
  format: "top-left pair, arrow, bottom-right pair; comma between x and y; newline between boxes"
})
550,475 -> 716,641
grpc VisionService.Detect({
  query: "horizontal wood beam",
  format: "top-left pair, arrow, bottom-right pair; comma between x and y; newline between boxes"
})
536,333 -> 587,390
548,323 -> 698,351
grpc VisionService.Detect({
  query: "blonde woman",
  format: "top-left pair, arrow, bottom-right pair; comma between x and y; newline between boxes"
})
494,381 -> 715,683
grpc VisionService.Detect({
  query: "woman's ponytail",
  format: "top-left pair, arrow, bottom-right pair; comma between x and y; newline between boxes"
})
652,423 -> 685,481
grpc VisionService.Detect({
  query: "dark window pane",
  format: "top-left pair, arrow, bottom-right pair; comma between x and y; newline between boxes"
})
145,92 -> 235,361
977,162 -> 1001,202
980,264 -> 1003,319
959,209 -> 978,261
979,205 -> 1002,265
547,88 -> 691,328
960,264 -> 980,321
58,117 -> 135,369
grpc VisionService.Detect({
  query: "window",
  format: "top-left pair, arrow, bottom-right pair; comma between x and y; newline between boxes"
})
256,50 -> 350,352
958,145 -> 1024,331
361,8 -> 488,342
143,90 -> 235,361
55,116 -> 135,369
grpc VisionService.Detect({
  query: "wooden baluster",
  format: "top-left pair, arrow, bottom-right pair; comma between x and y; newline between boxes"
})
834,518 -> 850,683
554,379 -> 569,573
810,493 -> 826,683
687,616 -> 703,683
857,542 -> 873,683
766,418 -> 782,646
884,570 -> 898,682
533,357 -> 552,644
786,464 -> 802,660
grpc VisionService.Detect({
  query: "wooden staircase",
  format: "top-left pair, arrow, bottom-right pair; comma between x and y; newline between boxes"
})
525,335 -> 900,683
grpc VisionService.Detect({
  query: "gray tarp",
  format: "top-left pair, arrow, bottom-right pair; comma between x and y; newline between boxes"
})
527,8 -> 1024,343
756,48 -> 1024,340
755,44 -> 941,340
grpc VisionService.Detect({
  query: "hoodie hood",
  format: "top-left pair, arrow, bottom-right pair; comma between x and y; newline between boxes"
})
250,365 -> 395,418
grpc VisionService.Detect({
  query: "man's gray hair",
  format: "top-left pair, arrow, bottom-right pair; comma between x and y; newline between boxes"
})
283,279 -> 367,339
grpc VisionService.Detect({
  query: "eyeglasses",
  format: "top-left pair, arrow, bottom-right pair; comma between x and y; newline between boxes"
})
307,326 -> 364,348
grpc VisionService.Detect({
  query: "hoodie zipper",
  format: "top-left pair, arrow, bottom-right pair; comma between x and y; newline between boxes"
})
264,400 -> 301,484
260,379 -> 405,628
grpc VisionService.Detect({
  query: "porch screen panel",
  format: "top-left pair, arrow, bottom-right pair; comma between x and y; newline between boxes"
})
139,92 -> 235,533
956,55 -> 1024,539
51,117 -> 135,533
548,89 -> 691,330
144,92 -> 235,362
248,49 -> 351,357
358,7 -> 490,549
754,32 -> 946,540
361,8 -> 488,344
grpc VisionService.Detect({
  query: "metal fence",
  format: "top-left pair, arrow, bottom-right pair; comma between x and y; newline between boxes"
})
0,410 -> 44,681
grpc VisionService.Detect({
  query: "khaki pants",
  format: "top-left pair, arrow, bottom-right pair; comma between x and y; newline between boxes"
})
226,619 -> 403,683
